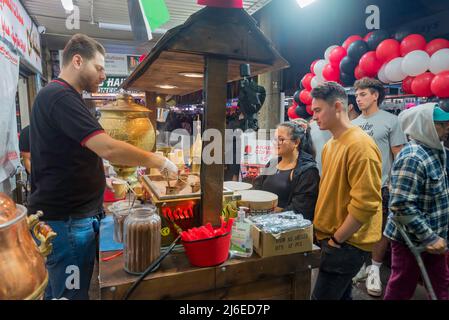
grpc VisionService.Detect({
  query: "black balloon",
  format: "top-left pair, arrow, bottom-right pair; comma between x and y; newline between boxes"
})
340,71 -> 356,87
366,29 -> 390,51
347,40 -> 369,62
293,90 -> 301,105
295,104 -> 310,119
393,26 -> 416,42
340,56 -> 357,75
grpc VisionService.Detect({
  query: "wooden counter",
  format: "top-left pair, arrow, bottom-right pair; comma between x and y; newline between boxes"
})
99,246 -> 321,300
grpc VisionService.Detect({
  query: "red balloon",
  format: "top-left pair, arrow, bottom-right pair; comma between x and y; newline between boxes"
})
322,63 -> 340,82
425,38 -> 449,56
310,60 -> 319,74
411,72 -> 435,97
363,31 -> 374,42
431,71 -> 449,98
354,65 -> 368,80
288,106 -> 299,119
376,39 -> 401,63
402,76 -> 415,94
342,35 -> 363,50
299,89 -> 312,105
329,46 -> 347,68
400,34 -> 427,56
359,51 -> 382,77
306,105 -> 313,116
301,73 -> 314,91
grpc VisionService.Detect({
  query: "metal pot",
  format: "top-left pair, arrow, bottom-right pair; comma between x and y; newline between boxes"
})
99,93 -> 156,179
0,195 -> 56,300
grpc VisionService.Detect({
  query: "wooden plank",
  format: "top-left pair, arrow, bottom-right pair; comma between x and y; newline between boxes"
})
200,56 -> 227,227
215,251 -> 320,288
215,276 -> 293,300
129,51 -> 280,96
292,272 -> 312,300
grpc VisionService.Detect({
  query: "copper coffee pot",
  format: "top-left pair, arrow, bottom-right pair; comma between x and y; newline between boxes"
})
0,193 -> 56,300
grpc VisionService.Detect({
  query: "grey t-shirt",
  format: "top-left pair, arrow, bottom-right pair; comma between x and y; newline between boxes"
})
310,121 -> 332,175
352,110 -> 407,186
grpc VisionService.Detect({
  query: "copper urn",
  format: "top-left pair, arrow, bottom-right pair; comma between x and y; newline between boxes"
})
0,193 -> 56,300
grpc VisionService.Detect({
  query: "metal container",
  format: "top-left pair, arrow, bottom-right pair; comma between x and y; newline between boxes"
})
99,93 -> 156,179
0,194 -> 56,300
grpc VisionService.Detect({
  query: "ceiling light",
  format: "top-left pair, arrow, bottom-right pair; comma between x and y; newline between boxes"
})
98,22 -> 132,31
156,85 -> 178,89
296,0 -> 316,8
61,0 -> 74,11
179,72 -> 204,78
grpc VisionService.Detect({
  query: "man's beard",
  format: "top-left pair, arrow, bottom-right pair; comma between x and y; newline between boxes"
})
80,74 -> 99,93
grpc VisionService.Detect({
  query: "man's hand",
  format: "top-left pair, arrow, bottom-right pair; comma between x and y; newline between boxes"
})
159,158 -> 178,179
327,238 -> 342,249
426,237 -> 447,254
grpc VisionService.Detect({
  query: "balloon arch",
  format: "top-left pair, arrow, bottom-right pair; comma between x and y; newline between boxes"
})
288,29 -> 449,119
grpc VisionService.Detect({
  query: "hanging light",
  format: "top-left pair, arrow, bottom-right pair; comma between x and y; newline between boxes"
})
296,0 -> 316,8
156,84 -> 178,90
61,0 -> 74,11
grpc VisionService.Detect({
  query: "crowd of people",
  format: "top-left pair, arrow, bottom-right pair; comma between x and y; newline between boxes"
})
252,79 -> 449,300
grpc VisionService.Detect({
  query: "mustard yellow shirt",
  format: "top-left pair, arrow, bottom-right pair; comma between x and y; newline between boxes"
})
313,126 -> 382,252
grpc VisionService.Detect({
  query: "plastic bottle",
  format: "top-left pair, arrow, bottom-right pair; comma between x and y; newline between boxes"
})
229,207 -> 253,258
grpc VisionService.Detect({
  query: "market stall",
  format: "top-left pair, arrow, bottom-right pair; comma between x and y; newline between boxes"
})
98,4 -> 320,300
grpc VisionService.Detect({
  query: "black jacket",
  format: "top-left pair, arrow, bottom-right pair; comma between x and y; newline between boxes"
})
253,151 -> 320,221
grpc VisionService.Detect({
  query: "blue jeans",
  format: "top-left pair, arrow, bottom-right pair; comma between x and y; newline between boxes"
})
312,240 -> 369,300
42,217 -> 99,300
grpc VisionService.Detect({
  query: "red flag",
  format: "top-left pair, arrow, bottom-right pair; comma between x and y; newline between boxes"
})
197,0 -> 243,9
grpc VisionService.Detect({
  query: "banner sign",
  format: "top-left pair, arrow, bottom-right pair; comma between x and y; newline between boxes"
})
240,132 -> 275,183
0,0 -> 42,73
0,41 -> 20,184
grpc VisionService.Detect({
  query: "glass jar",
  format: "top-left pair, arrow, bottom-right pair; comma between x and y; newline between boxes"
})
123,206 -> 161,274
110,201 -> 143,243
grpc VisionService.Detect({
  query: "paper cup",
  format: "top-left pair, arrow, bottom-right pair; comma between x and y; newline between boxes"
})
112,179 -> 128,198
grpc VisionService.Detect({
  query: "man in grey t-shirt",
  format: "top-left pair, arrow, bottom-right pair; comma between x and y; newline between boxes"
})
352,78 -> 407,297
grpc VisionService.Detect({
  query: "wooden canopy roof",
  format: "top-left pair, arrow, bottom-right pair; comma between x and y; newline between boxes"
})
121,7 -> 289,96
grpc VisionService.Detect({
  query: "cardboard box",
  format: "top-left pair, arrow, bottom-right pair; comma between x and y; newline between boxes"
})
251,224 -> 313,258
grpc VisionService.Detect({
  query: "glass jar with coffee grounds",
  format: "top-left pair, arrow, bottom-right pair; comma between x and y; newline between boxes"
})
123,206 -> 161,274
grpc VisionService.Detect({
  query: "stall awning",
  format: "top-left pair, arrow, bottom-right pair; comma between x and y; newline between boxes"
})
121,7 -> 289,96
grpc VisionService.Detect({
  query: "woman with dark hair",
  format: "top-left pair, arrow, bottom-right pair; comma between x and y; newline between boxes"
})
253,121 -> 320,220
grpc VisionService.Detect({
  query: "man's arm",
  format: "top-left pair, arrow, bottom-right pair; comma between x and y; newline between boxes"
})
85,133 -> 176,173
391,145 -> 404,158
21,152 -> 31,174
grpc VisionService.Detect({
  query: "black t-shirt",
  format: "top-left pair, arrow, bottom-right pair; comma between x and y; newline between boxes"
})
28,78 -> 105,220
19,125 -> 30,153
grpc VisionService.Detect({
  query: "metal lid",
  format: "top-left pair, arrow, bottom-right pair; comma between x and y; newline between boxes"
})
99,93 -> 150,113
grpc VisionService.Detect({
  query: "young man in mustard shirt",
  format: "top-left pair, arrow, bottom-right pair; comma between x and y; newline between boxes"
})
310,82 -> 383,300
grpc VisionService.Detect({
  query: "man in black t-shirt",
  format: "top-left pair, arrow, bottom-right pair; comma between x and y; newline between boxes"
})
29,34 -> 177,300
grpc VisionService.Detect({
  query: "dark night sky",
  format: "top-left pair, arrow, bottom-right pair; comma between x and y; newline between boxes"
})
254,0 -> 449,94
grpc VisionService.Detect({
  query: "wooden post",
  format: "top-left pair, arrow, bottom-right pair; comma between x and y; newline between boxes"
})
201,56 -> 228,227
145,92 -> 166,152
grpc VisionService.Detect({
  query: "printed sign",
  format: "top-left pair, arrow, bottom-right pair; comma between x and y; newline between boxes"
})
0,0 -> 42,73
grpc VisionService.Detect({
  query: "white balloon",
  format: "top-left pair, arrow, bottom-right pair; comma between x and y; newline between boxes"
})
401,50 -> 430,76
324,45 -> 338,61
429,48 -> 449,74
385,57 -> 407,82
311,76 -> 324,88
313,59 -> 327,79
377,64 -> 391,84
